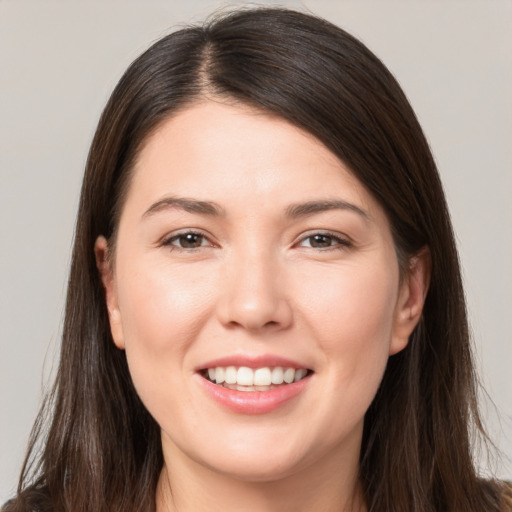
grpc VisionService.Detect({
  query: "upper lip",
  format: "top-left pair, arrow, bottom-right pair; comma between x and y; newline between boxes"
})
197,354 -> 311,371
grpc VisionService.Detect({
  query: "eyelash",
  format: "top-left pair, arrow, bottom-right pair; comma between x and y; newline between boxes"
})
161,230 -> 213,251
296,231 -> 352,251
161,230 -> 352,252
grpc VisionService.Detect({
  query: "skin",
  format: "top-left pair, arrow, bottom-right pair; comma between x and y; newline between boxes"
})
95,100 -> 429,512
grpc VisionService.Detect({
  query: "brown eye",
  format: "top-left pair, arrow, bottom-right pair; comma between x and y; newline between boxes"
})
298,232 -> 351,250
309,234 -> 334,248
165,232 -> 208,249
178,233 -> 204,248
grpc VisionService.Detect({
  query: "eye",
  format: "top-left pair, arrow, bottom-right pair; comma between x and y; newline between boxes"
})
298,232 -> 351,250
163,231 -> 211,250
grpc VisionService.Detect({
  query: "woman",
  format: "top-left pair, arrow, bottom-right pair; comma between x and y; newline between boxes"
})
5,7 -> 511,512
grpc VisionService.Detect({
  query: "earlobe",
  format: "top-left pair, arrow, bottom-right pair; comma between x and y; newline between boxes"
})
94,236 -> 125,350
390,247 -> 431,355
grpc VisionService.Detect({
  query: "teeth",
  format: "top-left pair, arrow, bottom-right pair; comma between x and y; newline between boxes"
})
294,368 -> 307,382
283,368 -> 295,383
205,366 -> 309,388
237,367 -> 254,386
215,367 -> 225,384
254,367 -> 272,386
271,367 -> 284,384
223,383 -> 276,392
224,366 -> 237,384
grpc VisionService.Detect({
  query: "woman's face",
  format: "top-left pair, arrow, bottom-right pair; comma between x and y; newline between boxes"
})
97,101 -> 426,482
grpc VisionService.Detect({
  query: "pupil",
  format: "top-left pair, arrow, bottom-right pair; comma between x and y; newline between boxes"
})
311,235 -> 331,248
181,233 -> 201,248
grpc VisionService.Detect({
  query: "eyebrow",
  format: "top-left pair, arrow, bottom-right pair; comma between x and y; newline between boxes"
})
142,196 -> 369,221
285,199 -> 370,221
143,197 -> 225,218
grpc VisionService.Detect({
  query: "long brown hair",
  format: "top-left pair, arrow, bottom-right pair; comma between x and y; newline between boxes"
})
6,7 -> 510,512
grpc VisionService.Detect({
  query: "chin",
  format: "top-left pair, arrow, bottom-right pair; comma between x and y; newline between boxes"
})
205,455 -> 305,484
181,432 -> 309,483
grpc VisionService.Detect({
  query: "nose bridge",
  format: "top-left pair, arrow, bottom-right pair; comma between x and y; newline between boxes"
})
217,242 -> 292,331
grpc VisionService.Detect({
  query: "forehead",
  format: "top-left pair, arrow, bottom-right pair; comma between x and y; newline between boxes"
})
124,100 -> 384,223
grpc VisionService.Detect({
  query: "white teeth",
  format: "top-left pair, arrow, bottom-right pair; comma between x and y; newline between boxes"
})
215,367 -> 225,384
254,367 -> 272,386
271,367 -> 284,384
283,368 -> 295,384
237,367 -> 254,386
224,366 -> 237,384
205,366 -> 309,388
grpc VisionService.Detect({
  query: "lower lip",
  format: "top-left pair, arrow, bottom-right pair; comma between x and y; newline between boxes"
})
198,375 -> 311,414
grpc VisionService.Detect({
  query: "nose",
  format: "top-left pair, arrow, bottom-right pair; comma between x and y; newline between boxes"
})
216,249 -> 293,332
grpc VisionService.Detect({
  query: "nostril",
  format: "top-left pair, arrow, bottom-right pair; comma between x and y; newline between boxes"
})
223,318 -> 282,332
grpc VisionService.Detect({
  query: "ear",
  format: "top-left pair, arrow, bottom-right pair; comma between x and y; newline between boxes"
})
94,236 -> 125,350
390,247 -> 431,355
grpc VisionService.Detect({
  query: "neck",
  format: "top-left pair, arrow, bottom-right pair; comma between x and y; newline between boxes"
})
156,440 -> 366,512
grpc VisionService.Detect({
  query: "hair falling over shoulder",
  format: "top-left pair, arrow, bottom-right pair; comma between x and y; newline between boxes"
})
5,7 -> 511,512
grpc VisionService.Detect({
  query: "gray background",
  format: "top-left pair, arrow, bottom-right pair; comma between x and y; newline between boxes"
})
1,0 -> 511,503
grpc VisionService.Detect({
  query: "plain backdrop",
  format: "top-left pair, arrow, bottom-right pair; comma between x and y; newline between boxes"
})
1,0 -> 511,503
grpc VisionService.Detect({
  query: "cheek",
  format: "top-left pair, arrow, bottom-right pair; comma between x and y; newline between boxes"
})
299,259 -> 397,336
114,258 -> 217,404
296,260 -> 398,388
117,259 -> 215,347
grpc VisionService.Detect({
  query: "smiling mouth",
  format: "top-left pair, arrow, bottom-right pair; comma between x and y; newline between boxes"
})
200,366 -> 312,392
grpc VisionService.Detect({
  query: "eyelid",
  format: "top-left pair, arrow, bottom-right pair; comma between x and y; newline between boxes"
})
160,228 -> 216,250
294,230 -> 353,249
